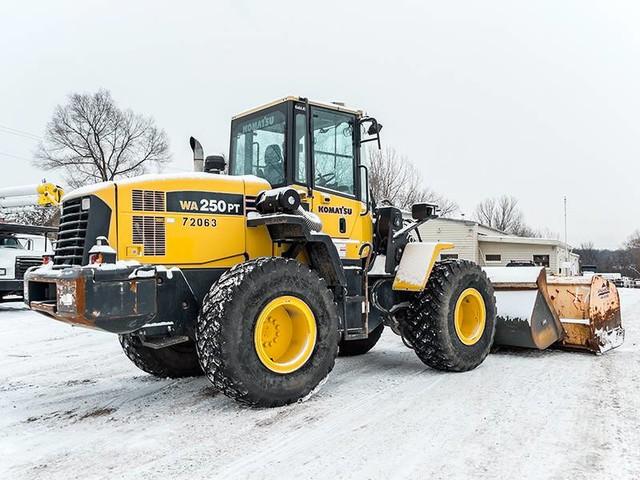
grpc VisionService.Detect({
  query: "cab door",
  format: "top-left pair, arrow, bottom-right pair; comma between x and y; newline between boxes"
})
307,106 -> 372,261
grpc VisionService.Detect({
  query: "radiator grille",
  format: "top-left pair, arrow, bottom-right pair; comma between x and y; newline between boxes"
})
132,216 -> 166,256
132,190 -> 166,212
15,256 -> 42,279
54,197 -> 88,265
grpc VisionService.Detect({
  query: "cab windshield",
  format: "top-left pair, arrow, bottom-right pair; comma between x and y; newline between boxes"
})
0,236 -> 26,249
230,106 -> 286,186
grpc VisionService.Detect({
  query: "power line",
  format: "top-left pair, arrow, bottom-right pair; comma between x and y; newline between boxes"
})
0,123 -> 42,141
0,128 -> 40,142
0,151 -> 33,161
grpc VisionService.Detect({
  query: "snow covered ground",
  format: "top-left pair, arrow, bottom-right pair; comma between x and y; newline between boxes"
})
2,290 -> 640,480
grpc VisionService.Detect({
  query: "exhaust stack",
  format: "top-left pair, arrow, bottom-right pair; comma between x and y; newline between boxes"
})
190,136 -> 204,172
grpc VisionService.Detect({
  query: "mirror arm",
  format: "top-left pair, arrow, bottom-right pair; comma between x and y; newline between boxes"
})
358,164 -> 370,216
358,117 -> 382,149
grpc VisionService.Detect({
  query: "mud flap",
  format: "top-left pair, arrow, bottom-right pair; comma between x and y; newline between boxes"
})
483,267 -> 565,350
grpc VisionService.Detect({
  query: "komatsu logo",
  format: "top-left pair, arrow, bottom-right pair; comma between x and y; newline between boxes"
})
241,114 -> 275,134
318,205 -> 353,215
166,191 -> 244,216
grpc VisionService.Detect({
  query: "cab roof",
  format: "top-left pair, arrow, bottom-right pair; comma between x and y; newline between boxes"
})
232,96 -> 364,120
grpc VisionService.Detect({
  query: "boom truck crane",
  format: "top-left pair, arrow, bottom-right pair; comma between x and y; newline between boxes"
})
0,181 -> 62,299
23,97 -> 623,407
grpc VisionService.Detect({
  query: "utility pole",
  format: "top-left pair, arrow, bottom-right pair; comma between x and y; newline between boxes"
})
564,196 -> 568,275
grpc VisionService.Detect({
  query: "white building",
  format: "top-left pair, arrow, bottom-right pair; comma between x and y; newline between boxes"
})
416,218 -> 580,275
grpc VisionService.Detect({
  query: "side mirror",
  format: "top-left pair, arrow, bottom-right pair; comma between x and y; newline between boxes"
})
204,154 -> 226,174
411,203 -> 438,221
367,122 -> 383,135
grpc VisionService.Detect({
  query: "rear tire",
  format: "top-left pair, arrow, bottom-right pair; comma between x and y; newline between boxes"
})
338,323 -> 384,356
401,260 -> 496,372
196,257 -> 339,407
119,334 -> 203,378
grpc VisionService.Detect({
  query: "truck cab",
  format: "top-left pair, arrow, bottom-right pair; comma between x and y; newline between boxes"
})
0,227 -> 53,299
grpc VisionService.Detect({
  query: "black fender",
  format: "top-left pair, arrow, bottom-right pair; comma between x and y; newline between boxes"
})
246,213 -> 346,288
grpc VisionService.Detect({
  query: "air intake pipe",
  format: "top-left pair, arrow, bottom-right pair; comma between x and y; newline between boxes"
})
255,187 -> 322,232
255,187 -> 301,213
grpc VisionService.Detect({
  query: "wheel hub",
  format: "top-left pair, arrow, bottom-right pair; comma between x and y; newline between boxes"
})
254,296 -> 317,374
454,288 -> 486,346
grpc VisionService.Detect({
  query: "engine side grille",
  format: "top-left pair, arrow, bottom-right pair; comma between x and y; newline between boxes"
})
245,195 -> 256,212
132,190 -> 166,212
132,216 -> 166,256
54,198 -> 88,265
15,256 -> 42,279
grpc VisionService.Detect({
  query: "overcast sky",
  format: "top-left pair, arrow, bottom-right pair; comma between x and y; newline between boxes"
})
1,0 -> 639,248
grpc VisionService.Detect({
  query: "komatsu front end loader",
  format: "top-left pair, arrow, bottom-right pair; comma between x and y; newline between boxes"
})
26,96 -> 510,406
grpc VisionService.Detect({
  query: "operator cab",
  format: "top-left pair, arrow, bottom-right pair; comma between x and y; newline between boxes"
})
228,96 -> 382,202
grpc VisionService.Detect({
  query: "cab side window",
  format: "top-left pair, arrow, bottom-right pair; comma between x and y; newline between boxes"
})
294,111 -> 307,183
311,108 -> 355,196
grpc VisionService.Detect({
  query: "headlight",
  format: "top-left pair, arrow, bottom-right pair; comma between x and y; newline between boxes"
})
81,197 -> 91,210
0,268 -> 6,276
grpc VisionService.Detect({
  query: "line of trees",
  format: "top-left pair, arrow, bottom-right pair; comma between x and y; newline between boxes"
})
367,150 -> 546,238
575,232 -> 640,277
367,147 -> 458,216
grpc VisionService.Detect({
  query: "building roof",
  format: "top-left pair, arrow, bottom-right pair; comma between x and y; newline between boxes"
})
430,216 -> 506,235
478,234 -> 568,248
432,217 -> 574,250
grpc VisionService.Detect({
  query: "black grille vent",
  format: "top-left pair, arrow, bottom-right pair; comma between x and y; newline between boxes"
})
54,198 -> 88,265
132,216 -> 166,256
15,257 -> 42,279
132,190 -> 165,212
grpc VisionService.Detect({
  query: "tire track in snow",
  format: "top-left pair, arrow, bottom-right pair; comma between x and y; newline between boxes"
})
211,372 -> 447,478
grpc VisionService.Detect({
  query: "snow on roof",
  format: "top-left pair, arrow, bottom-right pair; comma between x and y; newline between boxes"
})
428,217 -> 575,250
423,216 -> 506,235
62,172 -> 257,201
478,234 -> 568,248
232,96 -> 364,119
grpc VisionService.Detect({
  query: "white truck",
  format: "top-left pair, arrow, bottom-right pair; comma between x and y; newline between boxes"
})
0,224 -> 56,300
0,182 -> 62,300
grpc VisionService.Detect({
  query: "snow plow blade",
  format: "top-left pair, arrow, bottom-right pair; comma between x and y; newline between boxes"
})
546,275 -> 624,354
483,267 -> 564,350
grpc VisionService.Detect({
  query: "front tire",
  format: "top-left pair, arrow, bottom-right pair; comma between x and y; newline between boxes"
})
119,335 -> 203,378
401,260 -> 496,372
196,257 -> 339,407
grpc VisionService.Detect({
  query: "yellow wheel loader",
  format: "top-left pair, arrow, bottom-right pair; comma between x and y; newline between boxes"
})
24,96 -> 616,407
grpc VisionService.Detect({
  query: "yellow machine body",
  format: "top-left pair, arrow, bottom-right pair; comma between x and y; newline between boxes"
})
71,173 -> 374,270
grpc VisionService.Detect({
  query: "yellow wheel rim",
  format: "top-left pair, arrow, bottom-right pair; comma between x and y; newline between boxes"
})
454,288 -> 486,346
254,296 -> 317,374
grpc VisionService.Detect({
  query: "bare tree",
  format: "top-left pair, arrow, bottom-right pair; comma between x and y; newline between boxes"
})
577,241 -> 598,266
368,147 -> 458,216
36,89 -> 170,188
2,206 -> 59,227
474,195 -> 538,236
625,231 -> 640,272
574,236 -> 640,277
625,230 -> 640,249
